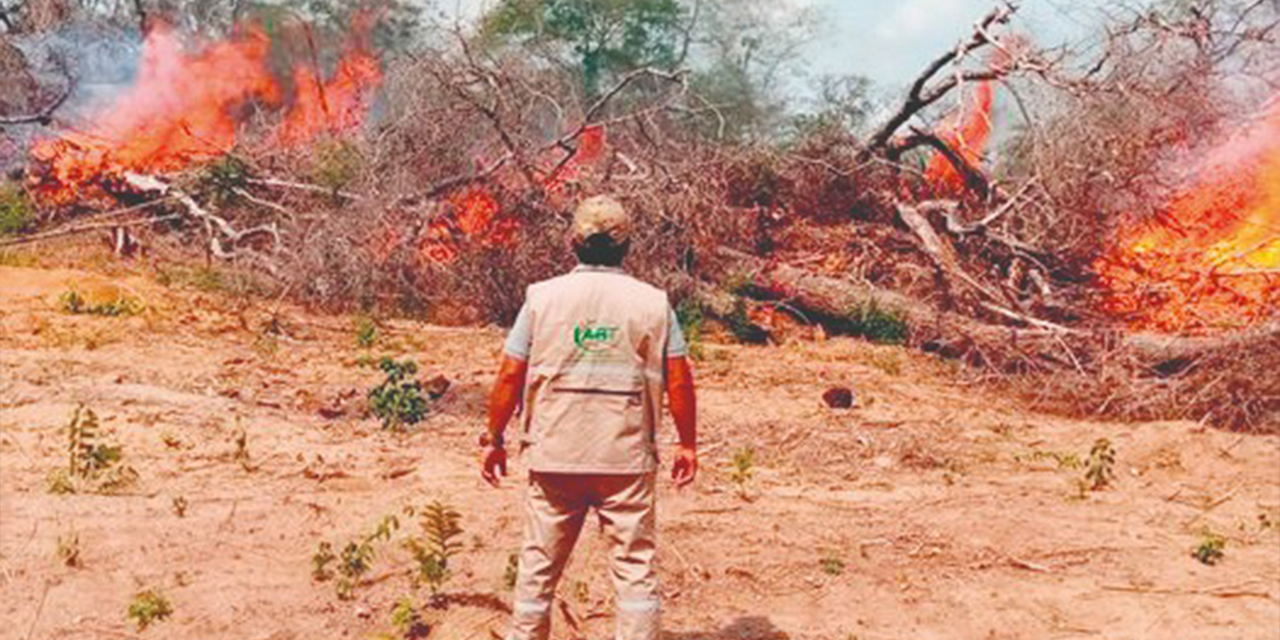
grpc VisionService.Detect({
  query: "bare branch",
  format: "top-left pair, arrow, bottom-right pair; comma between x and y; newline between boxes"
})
891,126 -> 992,198
863,2 -> 1018,155
125,173 -> 279,258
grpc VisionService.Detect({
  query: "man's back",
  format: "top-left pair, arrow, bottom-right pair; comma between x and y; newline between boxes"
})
518,266 -> 671,473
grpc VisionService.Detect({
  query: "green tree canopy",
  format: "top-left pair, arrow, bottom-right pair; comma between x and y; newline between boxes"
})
481,0 -> 687,99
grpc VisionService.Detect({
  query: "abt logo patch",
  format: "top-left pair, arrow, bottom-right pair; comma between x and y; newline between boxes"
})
573,323 -> 621,352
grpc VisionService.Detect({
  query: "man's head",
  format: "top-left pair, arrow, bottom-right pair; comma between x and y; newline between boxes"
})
572,195 -> 631,267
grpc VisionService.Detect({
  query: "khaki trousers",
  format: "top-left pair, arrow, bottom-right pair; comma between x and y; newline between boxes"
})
510,472 -> 659,640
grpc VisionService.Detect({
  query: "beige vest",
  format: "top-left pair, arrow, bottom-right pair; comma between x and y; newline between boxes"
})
519,266 -> 670,473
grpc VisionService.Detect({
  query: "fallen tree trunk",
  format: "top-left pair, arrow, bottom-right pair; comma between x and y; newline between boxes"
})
703,247 -> 1086,369
704,247 -> 1280,371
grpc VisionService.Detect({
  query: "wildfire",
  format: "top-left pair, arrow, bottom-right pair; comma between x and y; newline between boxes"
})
417,126 -> 608,266
923,45 -> 1019,197
924,79 -> 994,195
278,18 -> 382,146
28,19 -> 381,205
1096,99 -> 1280,333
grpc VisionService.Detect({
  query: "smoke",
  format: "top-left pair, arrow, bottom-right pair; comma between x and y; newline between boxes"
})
13,21 -> 144,117
1,20 -> 142,172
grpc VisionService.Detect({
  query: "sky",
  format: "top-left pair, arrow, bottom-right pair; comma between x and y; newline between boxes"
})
802,0 -> 1128,85
440,0 -> 1152,89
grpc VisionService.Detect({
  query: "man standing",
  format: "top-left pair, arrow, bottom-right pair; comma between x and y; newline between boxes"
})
481,195 -> 699,640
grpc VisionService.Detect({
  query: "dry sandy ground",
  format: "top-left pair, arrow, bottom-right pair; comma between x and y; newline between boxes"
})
1,264 -> 1278,640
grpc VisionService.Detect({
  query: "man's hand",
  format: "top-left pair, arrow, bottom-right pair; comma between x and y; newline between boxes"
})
481,446 -> 508,487
671,444 -> 698,488
483,355 -> 526,488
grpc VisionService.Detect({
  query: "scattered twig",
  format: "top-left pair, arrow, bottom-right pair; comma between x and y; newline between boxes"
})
1101,580 -> 1274,600
1008,557 -> 1052,573
0,209 -> 179,247
23,580 -> 52,640
245,177 -> 366,201
126,173 -> 280,258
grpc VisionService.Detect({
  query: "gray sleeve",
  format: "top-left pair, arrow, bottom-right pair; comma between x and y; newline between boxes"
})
504,302 -> 533,360
666,307 -> 688,358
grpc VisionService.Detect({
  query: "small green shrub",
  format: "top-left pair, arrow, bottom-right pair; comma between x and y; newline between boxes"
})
503,552 -> 519,590
355,315 -> 379,349
728,447 -> 756,500
0,182 -> 35,236
820,553 -> 845,576
56,532 -> 82,567
312,541 -> 337,582
46,468 -> 76,494
1193,530 -> 1226,565
726,299 -> 769,345
373,596 -> 431,640
198,154 -> 252,206
171,496 -> 189,518
843,301 -> 908,345
48,404 -> 138,495
325,515 -> 400,600
390,596 -> 419,630
127,589 -> 173,630
60,289 -> 143,317
675,297 -> 705,360
369,358 -> 430,431
405,500 -> 464,606
230,420 -> 258,472
312,138 -> 364,192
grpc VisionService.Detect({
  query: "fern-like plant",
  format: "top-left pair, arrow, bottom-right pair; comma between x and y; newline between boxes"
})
48,404 -> 137,494
405,500 -> 464,606
1084,438 -> 1116,491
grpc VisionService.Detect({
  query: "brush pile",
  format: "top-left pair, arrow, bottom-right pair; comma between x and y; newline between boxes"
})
1,2 -> 1276,429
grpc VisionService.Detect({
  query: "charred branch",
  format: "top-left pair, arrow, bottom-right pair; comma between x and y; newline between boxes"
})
891,127 -> 992,198
862,2 -> 1018,157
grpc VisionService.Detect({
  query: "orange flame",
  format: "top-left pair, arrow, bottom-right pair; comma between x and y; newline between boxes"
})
1096,99 -> 1280,333
544,125 -> 606,194
925,80 -> 994,195
278,29 -> 381,146
417,126 -> 607,266
31,25 -> 280,203
28,20 -> 381,204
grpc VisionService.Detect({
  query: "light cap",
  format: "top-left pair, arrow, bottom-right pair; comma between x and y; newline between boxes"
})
572,195 -> 631,244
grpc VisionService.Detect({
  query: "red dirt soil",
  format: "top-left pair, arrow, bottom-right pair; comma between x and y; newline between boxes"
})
1,265 -> 1278,640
